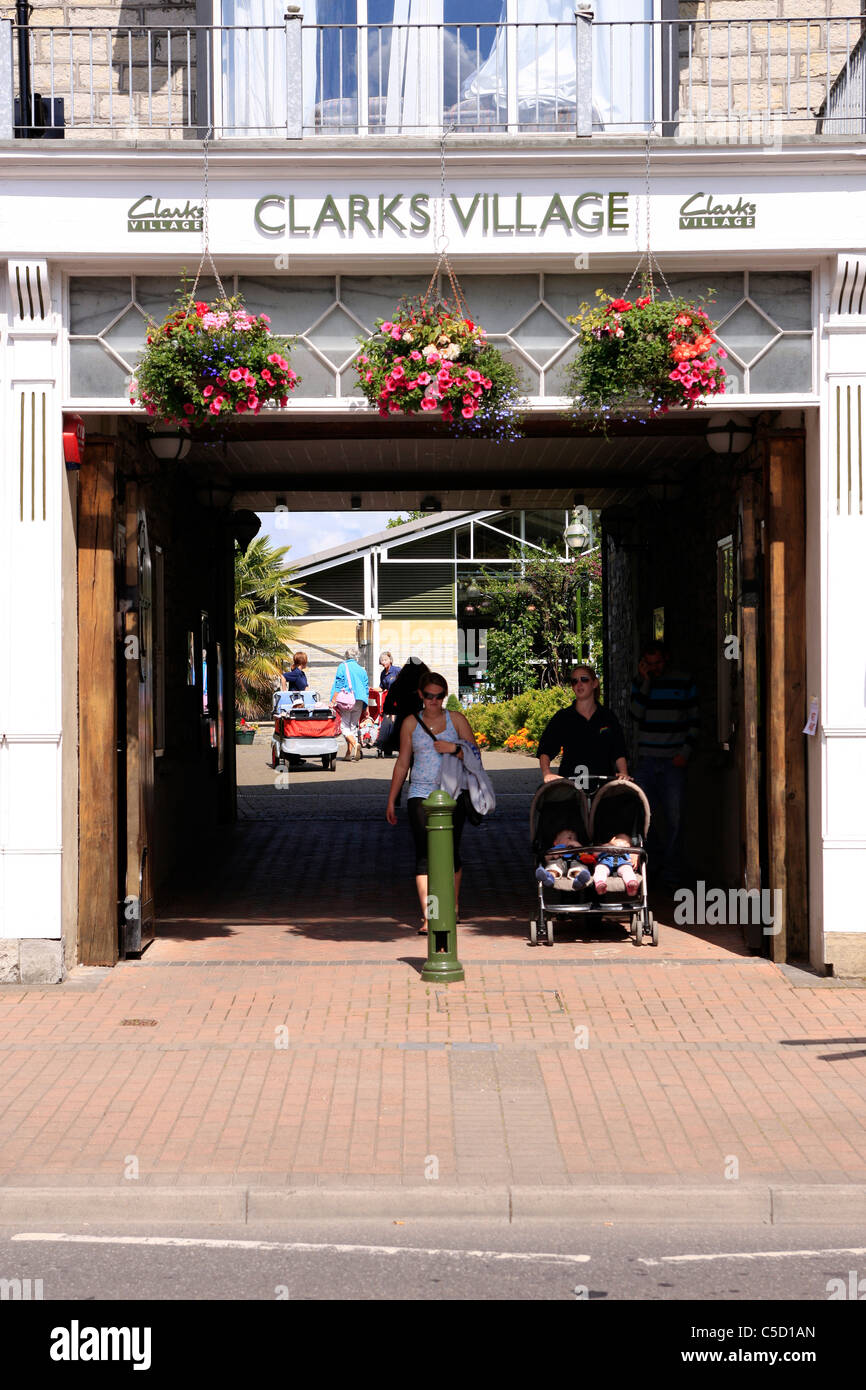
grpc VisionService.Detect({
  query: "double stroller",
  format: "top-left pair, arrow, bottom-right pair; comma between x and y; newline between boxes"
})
529,774 -> 657,947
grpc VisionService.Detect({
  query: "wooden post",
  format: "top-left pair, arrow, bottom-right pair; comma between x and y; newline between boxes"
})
739,469 -> 761,913
77,440 -> 118,966
765,435 -> 808,962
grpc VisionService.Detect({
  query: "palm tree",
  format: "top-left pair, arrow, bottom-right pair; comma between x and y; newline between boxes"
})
234,537 -> 307,717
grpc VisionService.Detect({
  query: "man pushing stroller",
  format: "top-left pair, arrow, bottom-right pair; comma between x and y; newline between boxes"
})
535,662 -> 640,898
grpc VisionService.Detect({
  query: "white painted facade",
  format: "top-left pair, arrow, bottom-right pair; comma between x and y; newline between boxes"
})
1,140 -> 864,976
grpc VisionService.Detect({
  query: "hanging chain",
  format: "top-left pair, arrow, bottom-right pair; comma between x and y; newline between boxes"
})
188,129 -> 228,307
622,136 -> 671,302
422,122 -> 469,318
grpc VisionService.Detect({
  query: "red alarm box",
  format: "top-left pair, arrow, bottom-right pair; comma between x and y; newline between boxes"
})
63,414 -> 85,467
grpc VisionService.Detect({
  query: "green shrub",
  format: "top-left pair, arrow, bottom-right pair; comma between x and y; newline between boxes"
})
523,686 -> 574,742
446,694 -> 462,712
466,687 -> 573,749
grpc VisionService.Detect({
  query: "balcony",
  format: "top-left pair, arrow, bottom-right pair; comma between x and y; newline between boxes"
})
4,13 -> 866,143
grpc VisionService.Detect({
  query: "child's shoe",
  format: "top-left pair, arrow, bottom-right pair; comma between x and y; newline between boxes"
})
535,866 -> 556,889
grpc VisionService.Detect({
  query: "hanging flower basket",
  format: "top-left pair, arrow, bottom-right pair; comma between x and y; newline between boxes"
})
129,292 -> 299,428
565,289 -> 727,427
353,296 -> 522,442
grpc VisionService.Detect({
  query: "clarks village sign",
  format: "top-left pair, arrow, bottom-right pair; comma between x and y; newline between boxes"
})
128,195 -> 204,232
678,193 -> 757,230
124,190 -> 758,236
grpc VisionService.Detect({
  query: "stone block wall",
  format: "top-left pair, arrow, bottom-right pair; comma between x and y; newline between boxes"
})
675,0 -> 863,138
22,0 -> 198,138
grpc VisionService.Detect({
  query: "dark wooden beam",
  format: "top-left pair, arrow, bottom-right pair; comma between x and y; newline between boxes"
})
739,467 -> 761,940
77,440 -> 118,967
765,435 -> 808,962
176,414 -> 712,447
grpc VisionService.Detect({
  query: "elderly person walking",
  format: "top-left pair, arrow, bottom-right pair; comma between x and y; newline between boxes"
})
378,650 -> 402,693
330,647 -> 370,761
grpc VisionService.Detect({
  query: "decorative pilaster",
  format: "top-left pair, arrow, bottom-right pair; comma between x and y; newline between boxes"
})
0,260 -> 65,980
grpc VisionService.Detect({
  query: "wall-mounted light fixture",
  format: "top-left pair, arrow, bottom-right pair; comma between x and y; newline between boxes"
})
705,412 -> 755,457
350,495 -> 362,510
146,428 -> 191,461
420,495 -> 441,514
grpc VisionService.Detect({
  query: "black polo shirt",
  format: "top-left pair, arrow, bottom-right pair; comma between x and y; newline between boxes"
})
537,702 -> 627,779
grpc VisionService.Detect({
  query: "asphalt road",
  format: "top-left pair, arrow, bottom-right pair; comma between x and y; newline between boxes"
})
3,1218 -> 866,1303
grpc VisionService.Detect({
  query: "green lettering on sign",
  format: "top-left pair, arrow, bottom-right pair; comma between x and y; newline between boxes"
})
539,194 -> 572,233
314,195 -> 347,234
378,194 -> 406,232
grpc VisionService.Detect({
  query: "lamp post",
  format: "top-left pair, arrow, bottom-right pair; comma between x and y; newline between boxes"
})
564,506 -> 592,553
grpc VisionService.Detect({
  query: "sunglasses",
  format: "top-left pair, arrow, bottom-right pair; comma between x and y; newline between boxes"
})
572,676 -> 593,685
422,690 -> 445,699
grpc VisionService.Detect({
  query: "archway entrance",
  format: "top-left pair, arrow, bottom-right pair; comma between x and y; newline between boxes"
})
75,410 -> 809,968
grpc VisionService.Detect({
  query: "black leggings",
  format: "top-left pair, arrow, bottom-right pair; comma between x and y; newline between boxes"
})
407,797 -> 466,874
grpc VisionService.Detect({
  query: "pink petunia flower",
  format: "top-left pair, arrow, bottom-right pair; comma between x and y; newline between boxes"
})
203,384 -> 214,399
229,369 -> 243,382
461,407 -> 475,419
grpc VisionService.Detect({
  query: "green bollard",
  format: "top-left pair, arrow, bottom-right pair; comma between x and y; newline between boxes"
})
420,790 -> 465,984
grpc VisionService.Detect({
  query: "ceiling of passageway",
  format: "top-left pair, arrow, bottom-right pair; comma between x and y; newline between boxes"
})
177,414 -> 719,510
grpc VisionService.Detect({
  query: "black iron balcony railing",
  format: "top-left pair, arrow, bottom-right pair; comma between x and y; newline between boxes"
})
3,13 -> 865,142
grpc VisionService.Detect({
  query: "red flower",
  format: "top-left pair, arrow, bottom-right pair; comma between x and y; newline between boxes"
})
636,296 -> 651,308
607,298 -> 633,313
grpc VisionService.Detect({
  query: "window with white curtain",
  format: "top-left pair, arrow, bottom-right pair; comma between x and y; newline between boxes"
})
218,0 -> 655,135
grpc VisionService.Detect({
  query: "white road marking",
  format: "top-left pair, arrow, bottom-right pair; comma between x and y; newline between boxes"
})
638,1246 -> 866,1266
12,1233 -> 590,1264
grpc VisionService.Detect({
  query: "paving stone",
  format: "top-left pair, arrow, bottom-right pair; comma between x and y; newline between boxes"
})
18,938 -> 63,985
0,941 -> 19,984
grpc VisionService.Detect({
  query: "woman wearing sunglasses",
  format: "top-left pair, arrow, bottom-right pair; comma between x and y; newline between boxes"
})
537,664 -> 630,785
385,672 -> 478,934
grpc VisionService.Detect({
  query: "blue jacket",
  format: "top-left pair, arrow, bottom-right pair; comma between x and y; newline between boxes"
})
333,659 -> 369,703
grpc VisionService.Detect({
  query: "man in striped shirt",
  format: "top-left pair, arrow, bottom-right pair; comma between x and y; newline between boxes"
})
629,640 -> 699,890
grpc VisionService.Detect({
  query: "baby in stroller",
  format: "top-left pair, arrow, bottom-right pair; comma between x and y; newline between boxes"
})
535,828 -> 593,891
593,835 -> 640,897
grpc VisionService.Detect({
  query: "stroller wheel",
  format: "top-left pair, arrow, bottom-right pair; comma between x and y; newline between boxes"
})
633,914 -> 643,947
648,912 -> 658,947
545,917 -> 554,946
530,918 -> 538,945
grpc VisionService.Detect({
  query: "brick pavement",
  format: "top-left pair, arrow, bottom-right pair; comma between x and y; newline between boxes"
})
1,746 -> 865,1195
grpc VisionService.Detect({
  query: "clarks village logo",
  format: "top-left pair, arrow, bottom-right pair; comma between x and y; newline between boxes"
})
679,192 -> 756,230
128,194 -> 203,233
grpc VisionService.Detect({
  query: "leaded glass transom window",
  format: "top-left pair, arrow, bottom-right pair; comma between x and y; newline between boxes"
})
66,269 -> 814,403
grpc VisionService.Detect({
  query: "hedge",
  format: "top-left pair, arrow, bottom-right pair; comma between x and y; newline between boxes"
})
466,686 -> 573,750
